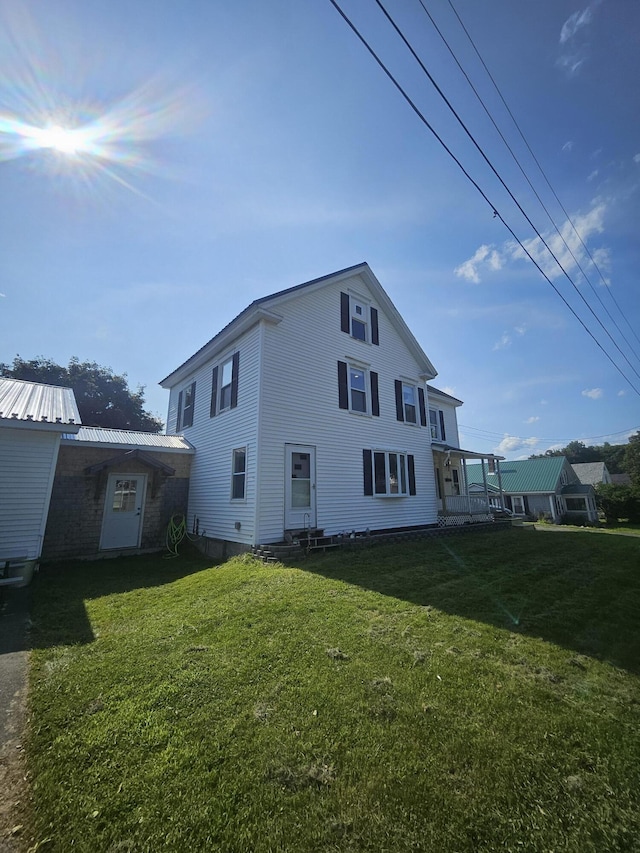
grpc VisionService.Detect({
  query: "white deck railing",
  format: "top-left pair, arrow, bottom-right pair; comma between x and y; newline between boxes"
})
439,495 -> 490,515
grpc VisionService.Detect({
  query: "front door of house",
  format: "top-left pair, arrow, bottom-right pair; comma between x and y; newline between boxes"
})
284,444 -> 316,530
100,473 -> 147,550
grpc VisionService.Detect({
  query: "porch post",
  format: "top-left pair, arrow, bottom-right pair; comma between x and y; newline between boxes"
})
481,458 -> 489,509
549,495 -> 556,521
462,458 -> 471,513
495,459 -> 505,511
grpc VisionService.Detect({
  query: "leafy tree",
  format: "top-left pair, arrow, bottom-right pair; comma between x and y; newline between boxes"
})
624,431 -> 640,486
596,482 -> 640,524
530,439 -> 629,473
0,356 -> 163,433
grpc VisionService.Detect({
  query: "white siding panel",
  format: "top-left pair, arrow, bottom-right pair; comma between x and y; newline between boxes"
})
167,324 -> 262,544
0,428 -> 61,558
256,274 -> 437,542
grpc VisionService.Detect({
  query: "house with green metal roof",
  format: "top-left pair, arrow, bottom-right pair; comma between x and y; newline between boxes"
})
465,456 -> 598,523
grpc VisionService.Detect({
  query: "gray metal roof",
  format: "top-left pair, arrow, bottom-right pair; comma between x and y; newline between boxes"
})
0,377 -> 80,426
62,426 -> 194,452
571,462 -> 609,485
426,385 -> 463,406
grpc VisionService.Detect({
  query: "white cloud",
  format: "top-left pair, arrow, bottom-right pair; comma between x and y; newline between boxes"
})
634,153 -> 640,164
493,332 -> 511,350
495,434 -> 539,455
454,245 -> 504,284
562,141 -> 573,153
618,389 -> 626,396
587,170 -> 599,182
582,387 -> 603,399
514,325 -> 527,336
440,386 -> 457,398
560,7 -> 594,44
525,416 -> 540,424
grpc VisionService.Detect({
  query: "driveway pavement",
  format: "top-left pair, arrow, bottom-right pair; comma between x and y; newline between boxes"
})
0,587 -> 30,853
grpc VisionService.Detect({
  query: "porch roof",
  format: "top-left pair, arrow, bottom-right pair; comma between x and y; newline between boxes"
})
432,443 -> 504,461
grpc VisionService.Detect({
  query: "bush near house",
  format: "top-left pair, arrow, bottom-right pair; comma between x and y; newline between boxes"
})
596,482 -> 640,524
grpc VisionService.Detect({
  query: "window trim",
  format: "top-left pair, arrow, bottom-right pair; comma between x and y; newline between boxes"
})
429,407 -> 446,441
363,449 -> 416,497
210,351 -> 239,418
177,381 -> 196,430
338,360 -> 379,417
340,291 -> 379,346
231,446 -> 247,501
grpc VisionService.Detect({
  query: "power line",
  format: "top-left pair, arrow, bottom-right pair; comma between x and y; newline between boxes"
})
446,0 -> 640,354
417,0 -> 640,367
369,0 -> 640,389
459,423 -> 638,443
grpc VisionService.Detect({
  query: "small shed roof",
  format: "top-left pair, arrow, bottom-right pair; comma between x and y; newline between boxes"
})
0,377 -> 80,429
62,427 -> 194,453
466,456 -> 568,494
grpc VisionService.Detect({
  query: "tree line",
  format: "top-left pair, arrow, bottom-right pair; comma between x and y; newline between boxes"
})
1,356 -> 163,433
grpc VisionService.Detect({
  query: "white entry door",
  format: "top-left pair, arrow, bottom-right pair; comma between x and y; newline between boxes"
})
284,444 -> 316,530
100,473 -> 147,550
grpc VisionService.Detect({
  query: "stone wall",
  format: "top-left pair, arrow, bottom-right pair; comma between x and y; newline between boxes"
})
42,446 -> 192,561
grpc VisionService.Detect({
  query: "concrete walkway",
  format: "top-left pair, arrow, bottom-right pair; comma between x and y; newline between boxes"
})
0,587 -> 30,853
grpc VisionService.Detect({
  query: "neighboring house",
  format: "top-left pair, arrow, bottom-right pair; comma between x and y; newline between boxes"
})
571,461 -> 612,487
160,262 -> 502,552
610,473 -> 631,486
0,377 -> 80,562
42,427 -> 194,560
466,456 -> 599,522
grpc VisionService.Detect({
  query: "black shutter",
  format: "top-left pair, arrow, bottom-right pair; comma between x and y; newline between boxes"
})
363,449 -> 373,495
340,292 -> 350,334
439,410 -> 446,441
337,361 -> 349,409
210,366 -> 218,417
231,352 -> 240,409
418,387 -> 427,427
370,371 -> 380,416
394,380 -> 404,421
408,455 -> 416,495
371,307 -> 379,345
176,390 -> 183,431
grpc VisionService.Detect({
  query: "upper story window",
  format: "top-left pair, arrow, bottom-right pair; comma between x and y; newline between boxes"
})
177,381 -> 196,430
340,292 -> 379,345
429,408 -> 446,441
395,380 -> 427,426
338,361 -> 380,416
211,352 -> 239,417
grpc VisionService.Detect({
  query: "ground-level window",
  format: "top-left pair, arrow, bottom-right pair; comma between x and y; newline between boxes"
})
231,447 -> 246,500
511,495 -> 525,514
565,497 -> 587,511
363,449 -> 416,496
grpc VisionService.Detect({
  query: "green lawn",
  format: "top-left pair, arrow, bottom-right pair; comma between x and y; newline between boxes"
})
26,529 -> 640,852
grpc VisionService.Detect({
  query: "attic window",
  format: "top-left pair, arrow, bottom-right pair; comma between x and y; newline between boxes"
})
340,292 -> 379,345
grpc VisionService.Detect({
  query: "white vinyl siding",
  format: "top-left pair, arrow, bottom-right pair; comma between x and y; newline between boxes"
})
0,427 -> 62,559
166,324 -> 262,544
256,274 -> 437,542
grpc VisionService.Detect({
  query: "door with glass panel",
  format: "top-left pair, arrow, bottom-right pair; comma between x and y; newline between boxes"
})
100,473 -> 147,549
284,444 -> 316,530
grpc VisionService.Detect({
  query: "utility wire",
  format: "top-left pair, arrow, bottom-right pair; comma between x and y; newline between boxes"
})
417,0 -> 640,367
447,0 -> 640,353
459,423 -> 639,443
370,0 -> 640,388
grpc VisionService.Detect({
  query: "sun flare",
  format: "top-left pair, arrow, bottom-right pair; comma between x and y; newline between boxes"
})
32,125 -> 88,155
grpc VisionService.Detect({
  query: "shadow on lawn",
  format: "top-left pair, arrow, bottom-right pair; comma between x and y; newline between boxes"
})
28,548 -> 212,651
303,528 -> 640,675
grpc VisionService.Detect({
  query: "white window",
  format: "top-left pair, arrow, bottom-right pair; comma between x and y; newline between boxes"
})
374,451 -> 408,496
402,383 -> 417,424
429,409 -> 440,440
349,366 -> 368,413
512,496 -> 525,515
231,447 -> 246,500
220,357 -> 234,411
351,300 -> 368,342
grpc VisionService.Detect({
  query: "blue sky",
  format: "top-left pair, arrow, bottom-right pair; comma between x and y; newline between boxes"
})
1,0 -> 638,459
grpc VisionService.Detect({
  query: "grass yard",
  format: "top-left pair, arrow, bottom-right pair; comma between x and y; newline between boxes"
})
25,528 -> 640,852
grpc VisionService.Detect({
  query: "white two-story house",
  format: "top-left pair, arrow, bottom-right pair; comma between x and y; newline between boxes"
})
160,263 -> 502,551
